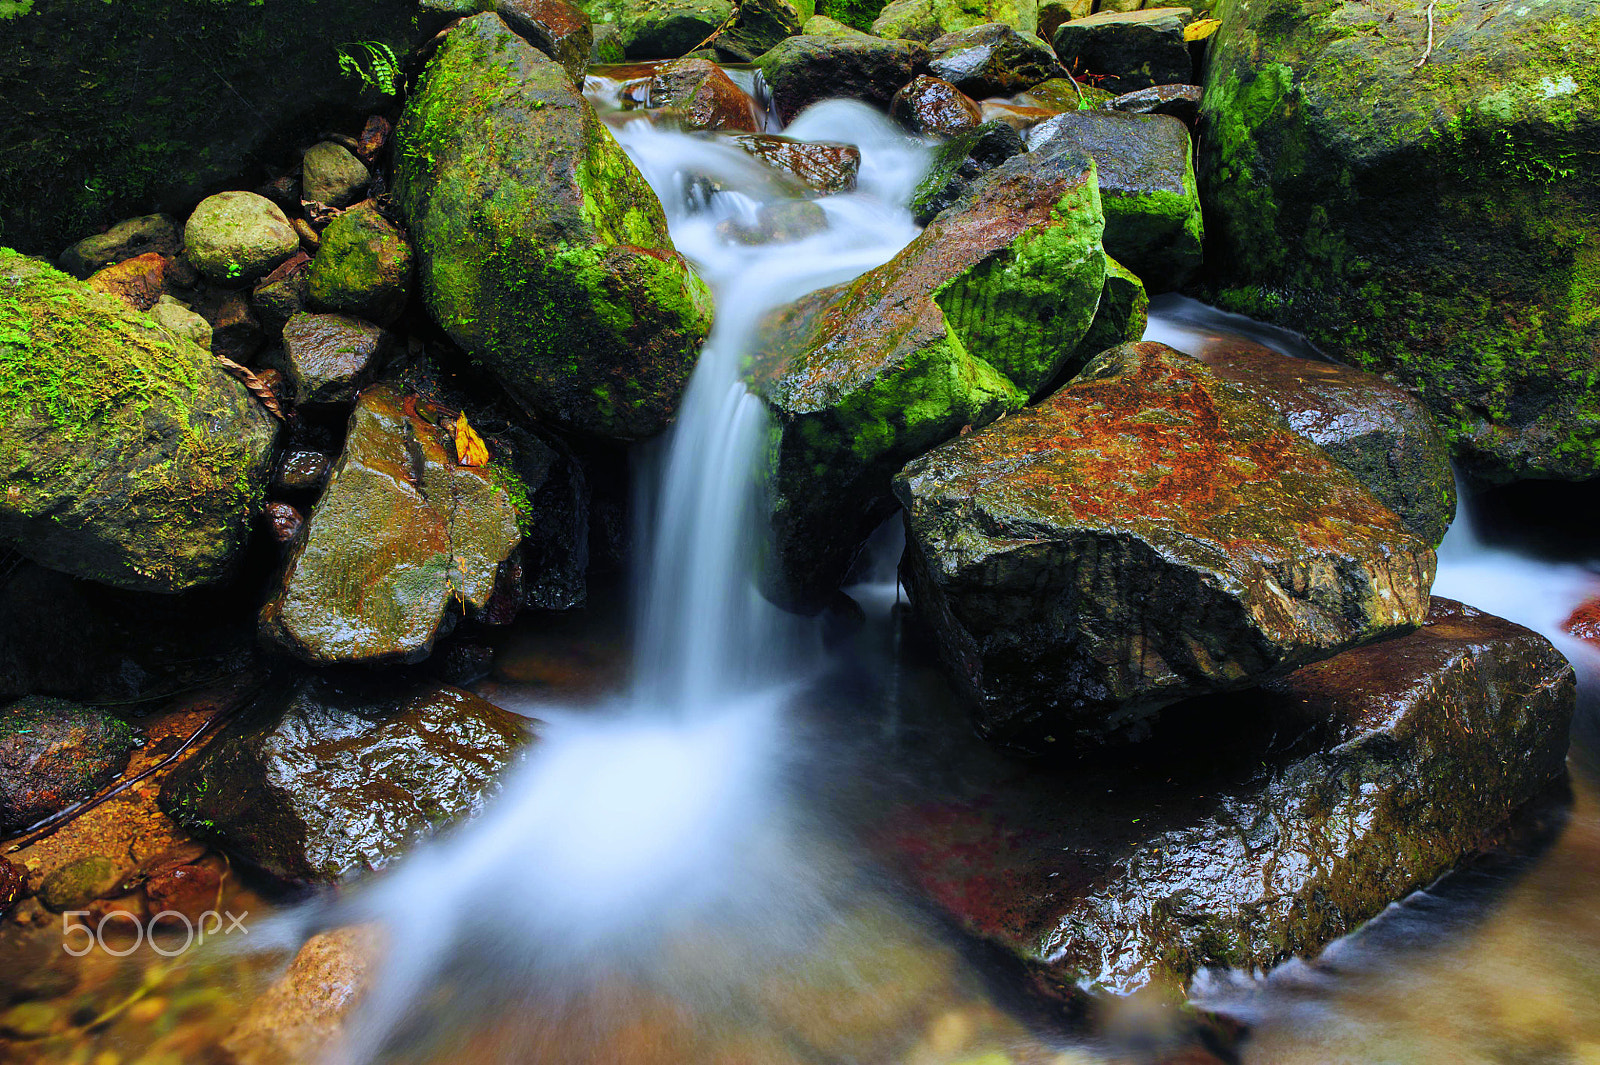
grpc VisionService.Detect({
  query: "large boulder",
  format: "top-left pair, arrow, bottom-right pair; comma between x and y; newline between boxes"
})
0,697 -> 135,836
756,34 -> 930,124
1195,339 -> 1457,546
1051,7 -> 1192,93
1199,0 -> 1600,483
1028,109 -> 1202,291
576,0 -> 734,57
747,148 -> 1107,609
894,340 -> 1436,749
160,678 -> 535,884
926,22 -> 1062,98
878,599 -> 1574,993
0,249 -> 277,592
871,0 -> 1037,42
420,0 -> 597,83
184,191 -> 300,285
395,13 -> 713,441
259,385 -> 522,666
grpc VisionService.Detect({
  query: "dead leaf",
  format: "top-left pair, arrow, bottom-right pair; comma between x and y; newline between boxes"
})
1184,18 -> 1221,41
214,353 -> 285,420
454,412 -> 489,467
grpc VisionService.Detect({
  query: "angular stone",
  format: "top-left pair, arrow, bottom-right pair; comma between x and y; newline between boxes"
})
160,678 -> 535,883
1062,252 -> 1146,376
715,0 -> 806,63
273,449 -> 335,496
1052,7 -> 1192,93
1195,340 -> 1457,547
207,289 -> 265,363
756,34 -> 929,124
1036,0 -> 1090,42
801,12 -> 867,34
85,251 -> 169,311
1016,76 -> 1113,111
500,0 -> 595,83
871,0 -> 1038,42
306,202 -> 414,326
184,191 -> 300,284
252,251 -> 313,332
894,340 -> 1437,748
909,119 -> 1026,224
927,22 -> 1062,98
647,58 -> 762,132
301,142 -> 370,209
890,75 -> 984,137
730,134 -> 862,195
879,599 -> 1573,994
747,149 -> 1106,609
0,249 -> 278,592
1106,82 -> 1202,124
395,13 -> 712,441
0,696 -> 135,835
1199,0 -> 1600,483
579,0 -> 734,58
259,385 -> 522,666
58,214 -> 182,280
1028,108 -> 1202,291
277,313 -> 396,413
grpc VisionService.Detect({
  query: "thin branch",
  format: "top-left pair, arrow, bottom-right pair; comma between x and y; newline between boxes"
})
1415,1 -> 1436,68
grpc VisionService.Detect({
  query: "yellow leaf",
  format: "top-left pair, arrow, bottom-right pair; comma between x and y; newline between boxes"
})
454,412 -> 489,467
1184,17 -> 1221,41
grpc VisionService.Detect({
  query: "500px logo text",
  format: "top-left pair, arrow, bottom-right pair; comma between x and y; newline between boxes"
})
61,909 -> 248,956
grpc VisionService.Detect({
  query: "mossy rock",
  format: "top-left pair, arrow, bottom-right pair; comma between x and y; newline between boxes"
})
574,0 -> 735,58
306,202 -> 414,326
0,248 -> 277,592
395,13 -> 713,441
38,856 -> 124,913
1198,0 -> 1600,484
871,0 -> 1038,41
1060,252 -> 1147,378
756,33 -> 931,124
184,191 -> 300,285
0,696 -> 135,836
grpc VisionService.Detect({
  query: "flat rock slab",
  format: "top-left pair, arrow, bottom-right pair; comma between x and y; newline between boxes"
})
875,598 -> 1575,994
894,340 -> 1436,748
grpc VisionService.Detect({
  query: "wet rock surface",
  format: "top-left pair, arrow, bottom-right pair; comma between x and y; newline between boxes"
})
580,0 -> 734,58
1106,82 -> 1202,124
926,22 -> 1062,98
871,0 -> 1037,43
396,12 -> 712,441
497,0 -> 596,84
748,148 -> 1106,609
221,926 -> 383,1065
160,678 -> 535,884
259,384 -> 522,666
1051,7 -> 1193,93
0,697 -> 135,836
890,75 -> 983,136
57,214 -> 182,280
306,201 -> 414,326
756,34 -> 929,124
909,119 -> 1025,224
729,134 -> 863,195
1194,339 -> 1457,547
276,313 -> 398,413
877,598 -> 1575,993
183,191 -> 300,284
0,249 -> 277,593
646,58 -> 763,131
300,142 -> 370,209
895,341 -> 1436,748
1063,253 -> 1147,377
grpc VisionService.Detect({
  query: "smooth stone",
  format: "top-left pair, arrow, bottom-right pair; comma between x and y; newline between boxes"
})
890,74 -> 984,137
755,34 -> 929,124
301,142 -> 370,209
57,213 -> 182,280
184,191 -> 300,284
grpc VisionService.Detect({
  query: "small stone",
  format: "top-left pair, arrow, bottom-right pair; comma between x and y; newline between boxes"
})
306,202 -> 414,326
265,501 -> 304,544
253,251 -> 314,331
184,191 -> 300,284
1052,7 -> 1192,93
730,134 -> 861,195
85,251 -> 169,310
1016,76 -> 1114,110
273,450 -> 334,495
0,696 -> 135,836
1105,82 -> 1203,124
150,296 -> 214,351
975,99 -> 1059,131
1,857 -> 26,914
800,13 -> 864,35
221,926 -> 382,1065
39,855 -> 125,912
301,142 -> 370,209
355,115 -> 393,166
209,290 -> 265,363
58,213 -> 182,279
278,313 -> 398,412
144,857 -> 224,922
890,75 -> 983,137
293,217 -> 321,252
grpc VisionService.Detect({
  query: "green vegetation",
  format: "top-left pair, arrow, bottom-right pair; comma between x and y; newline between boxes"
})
336,40 -> 403,98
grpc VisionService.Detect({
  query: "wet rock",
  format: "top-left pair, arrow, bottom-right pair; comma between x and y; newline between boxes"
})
277,313 -> 397,413
1567,597 -> 1600,648
1061,253 -> 1146,377
927,22 -> 1062,98
880,598 -> 1574,993
184,191 -> 300,284
894,340 -> 1436,749
0,696 -> 135,835
747,148 -> 1106,609
0,857 -> 23,914
647,58 -> 763,132
730,135 -> 863,196
500,0 -> 595,83
718,201 -> 831,245
162,678 -> 535,883
1028,109 -> 1201,291
1195,340 -> 1457,546
221,926 -> 383,1065
715,0 -> 806,62
355,115 -> 394,166
301,142 -> 370,210
265,501 -> 304,545
38,855 -> 126,912
1106,82 -> 1202,124
801,12 -> 866,35
272,449 -> 334,496
581,0 -> 735,58
908,119 -> 1025,225
1036,0 -> 1090,41
756,34 -> 929,124
0,249 -> 277,592
1017,75 -> 1114,111
890,75 -> 984,137
590,21 -> 627,61
252,251 -> 314,332
1199,0 -> 1600,484
395,13 -> 712,441
85,251 -> 169,311
305,201 -> 414,326
58,214 -> 182,279
259,384 -> 522,666
978,100 -> 1059,133
871,0 -> 1038,42
207,289 -> 266,363
499,428 -> 592,612
1052,7 -> 1192,93
149,295 -> 214,351
142,853 -> 224,922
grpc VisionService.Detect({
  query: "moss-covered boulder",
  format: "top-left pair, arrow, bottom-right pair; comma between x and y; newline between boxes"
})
421,0 -> 597,84
895,340 -> 1435,749
871,0 -> 1038,42
909,119 -> 1026,224
1029,109 -> 1202,291
576,0 -> 735,57
1062,253 -> 1146,374
1051,6 -> 1192,93
756,34 -> 930,124
305,202 -> 414,326
1196,339 -> 1457,546
877,598 -> 1573,993
0,696 -> 135,835
259,384 -> 522,666
160,677 -> 535,884
395,13 -> 712,441
926,22 -> 1062,98
714,0 -> 808,62
0,249 -> 277,592
184,191 -> 300,285
747,148 -> 1107,609
1199,0 -> 1600,483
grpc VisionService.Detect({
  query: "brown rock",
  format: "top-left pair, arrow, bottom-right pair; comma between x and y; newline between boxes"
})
647,57 -> 762,132
209,291 -> 265,363
0,857 -> 24,913
1565,596 -> 1600,646
499,0 -> 596,85
143,854 -> 224,921
58,213 -> 182,279
278,313 -> 398,412
265,501 -> 304,544
252,250 -> 313,331
354,115 -> 393,166
977,99 -> 1059,131
272,449 -> 334,495
890,75 -> 983,136
85,251 -> 169,310
730,134 -> 861,195
222,926 -> 383,1065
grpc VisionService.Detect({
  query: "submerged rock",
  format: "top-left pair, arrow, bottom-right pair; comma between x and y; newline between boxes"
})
222,926 -> 383,1065
756,34 -> 930,124
647,58 -> 763,132
895,341 -> 1436,748
871,0 -> 1038,42
926,22 -> 1061,98
890,75 -> 984,137
1199,0 -> 1600,484
161,678 -> 535,884
0,249 -> 277,592
259,384 -> 522,666
306,201 -> 414,326
1051,7 -> 1192,93
748,148 -> 1106,609
396,13 -> 712,441
1028,109 -> 1202,291
0,696 -> 135,836
878,599 -> 1574,993
1195,339 -> 1457,547
183,191 -> 300,284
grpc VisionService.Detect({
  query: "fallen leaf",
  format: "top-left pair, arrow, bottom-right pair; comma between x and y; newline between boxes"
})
454,412 -> 489,467
214,353 -> 285,420
1184,18 -> 1221,41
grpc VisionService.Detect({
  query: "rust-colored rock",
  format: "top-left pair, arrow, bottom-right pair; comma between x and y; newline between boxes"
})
264,501 -> 303,544
977,99 -> 1058,131
222,926 -> 383,1065
646,57 -> 762,132
890,75 -> 983,136
85,251 -> 169,310
498,0 -> 595,85
355,115 -> 393,166
730,134 -> 861,195
1565,597 -> 1600,646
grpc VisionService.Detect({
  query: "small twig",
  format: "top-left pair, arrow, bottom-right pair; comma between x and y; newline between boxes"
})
1415,1 -> 1436,68
681,0 -> 742,58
